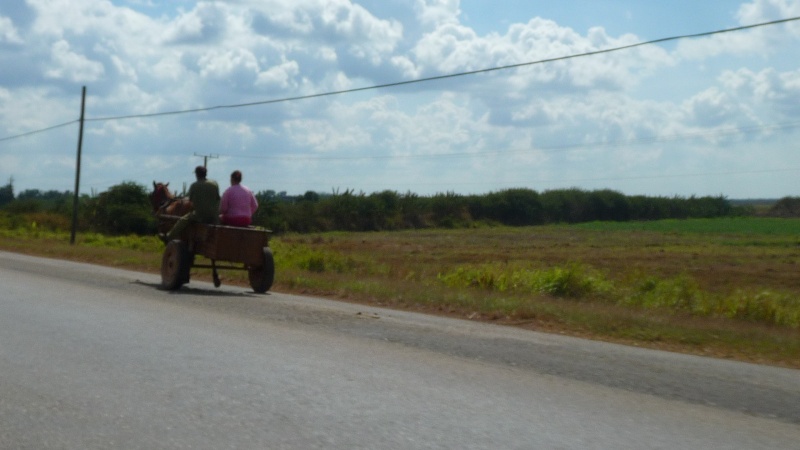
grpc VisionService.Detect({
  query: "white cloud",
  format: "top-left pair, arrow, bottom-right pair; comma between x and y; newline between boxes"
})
248,0 -> 403,65
414,0 -> 461,27
316,46 -> 338,63
719,67 -> 800,116
110,55 -> 138,82
256,59 -> 300,89
87,154 -> 130,170
161,2 -> 228,45
676,0 -> 800,61
412,22 -> 480,73
29,0 -> 153,38
390,55 -> 419,78
151,51 -> 189,82
683,87 -> 751,128
737,0 -> 800,24
318,0 -> 403,64
411,17 -> 672,95
0,16 -> 22,44
198,48 -> 259,81
197,120 -> 256,141
284,118 -> 372,153
45,39 -> 105,82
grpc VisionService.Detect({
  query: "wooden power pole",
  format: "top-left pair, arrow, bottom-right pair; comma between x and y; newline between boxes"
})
70,86 -> 86,245
194,152 -> 218,168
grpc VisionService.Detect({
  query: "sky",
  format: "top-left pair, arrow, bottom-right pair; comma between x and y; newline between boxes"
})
1,0 -> 800,199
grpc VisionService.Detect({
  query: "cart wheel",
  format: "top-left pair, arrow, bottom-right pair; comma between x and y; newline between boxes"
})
248,247 -> 275,293
161,240 -> 190,290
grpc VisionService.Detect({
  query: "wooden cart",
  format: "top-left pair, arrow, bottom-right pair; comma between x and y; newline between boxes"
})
159,218 -> 275,293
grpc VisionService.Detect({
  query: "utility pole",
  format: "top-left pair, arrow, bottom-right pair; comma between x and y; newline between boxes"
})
194,152 -> 218,168
70,86 -> 86,245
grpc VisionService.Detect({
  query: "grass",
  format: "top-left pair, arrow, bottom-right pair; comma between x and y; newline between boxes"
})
0,218 -> 798,368
572,217 -> 800,235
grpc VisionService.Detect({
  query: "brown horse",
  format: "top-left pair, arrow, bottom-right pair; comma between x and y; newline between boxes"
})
150,182 -> 193,234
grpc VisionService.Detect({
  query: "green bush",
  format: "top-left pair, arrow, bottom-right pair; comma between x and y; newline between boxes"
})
87,181 -> 156,235
621,275 -> 800,328
722,290 -> 800,327
622,275 -> 706,312
438,263 -> 612,298
274,239 -> 361,274
767,197 -> 800,218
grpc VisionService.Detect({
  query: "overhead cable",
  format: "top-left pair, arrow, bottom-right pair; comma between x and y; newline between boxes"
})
2,16 -> 799,141
0,120 -> 78,143
84,16 -> 800,122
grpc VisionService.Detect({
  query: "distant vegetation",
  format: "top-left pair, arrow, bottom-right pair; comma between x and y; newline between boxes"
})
0,179 -> 796,235
0,180 -> 153,235
253,188 -> 752,233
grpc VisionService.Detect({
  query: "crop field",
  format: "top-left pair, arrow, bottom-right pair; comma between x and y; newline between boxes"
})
1,217 -> 798,368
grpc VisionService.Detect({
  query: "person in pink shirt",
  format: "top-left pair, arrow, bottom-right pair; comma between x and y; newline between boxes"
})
219,170 -> 258,227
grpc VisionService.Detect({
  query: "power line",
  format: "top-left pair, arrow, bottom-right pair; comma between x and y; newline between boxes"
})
0,120 -> 78,143
83,16 -> 800,122
2,16 -> 800,141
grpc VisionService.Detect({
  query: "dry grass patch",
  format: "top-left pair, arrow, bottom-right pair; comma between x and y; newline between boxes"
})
1,220 -> 798,368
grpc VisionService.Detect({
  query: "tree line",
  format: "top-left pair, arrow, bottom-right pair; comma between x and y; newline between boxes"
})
0,179 -> 792,235
254,187 -> 744,233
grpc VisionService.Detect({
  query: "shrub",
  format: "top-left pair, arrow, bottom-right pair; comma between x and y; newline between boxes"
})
722,290 -> 800,327
274,239 -> 362,274
622,274 -> 706,313
767,197 -> 800,218
438,263 -> 612,299
87,181 -> 156,235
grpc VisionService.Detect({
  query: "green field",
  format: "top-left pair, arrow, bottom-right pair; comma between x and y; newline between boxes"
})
1,217 -> 798,368
574,217 -> 800,235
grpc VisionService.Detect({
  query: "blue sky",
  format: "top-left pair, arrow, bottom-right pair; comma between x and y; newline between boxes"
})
1,0 -> 800,199
461,1 -> 743,37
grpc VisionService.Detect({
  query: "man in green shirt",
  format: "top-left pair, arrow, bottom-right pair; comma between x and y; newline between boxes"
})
162,166 -> 220,241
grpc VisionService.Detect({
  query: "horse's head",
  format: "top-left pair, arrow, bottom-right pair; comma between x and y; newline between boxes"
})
149,181 -> 173,213
150,181 -> 193,218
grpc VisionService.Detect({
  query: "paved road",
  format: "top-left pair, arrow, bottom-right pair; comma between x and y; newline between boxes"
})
1,251 -> 798,449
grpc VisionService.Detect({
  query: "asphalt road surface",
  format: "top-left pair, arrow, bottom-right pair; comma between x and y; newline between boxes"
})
1,251 -> 798,449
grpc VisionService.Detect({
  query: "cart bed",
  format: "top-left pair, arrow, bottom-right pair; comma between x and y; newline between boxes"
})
189,224 -> 270,266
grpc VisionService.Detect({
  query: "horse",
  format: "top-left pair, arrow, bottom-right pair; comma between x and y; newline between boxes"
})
150,181 -> 193,234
